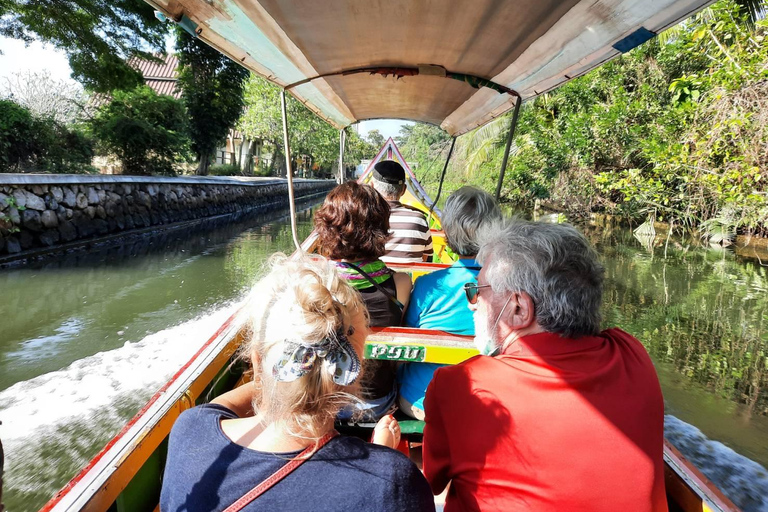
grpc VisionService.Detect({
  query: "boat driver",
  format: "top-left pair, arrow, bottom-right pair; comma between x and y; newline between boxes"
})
370,160 -> 434,264
422,219 -> 667,511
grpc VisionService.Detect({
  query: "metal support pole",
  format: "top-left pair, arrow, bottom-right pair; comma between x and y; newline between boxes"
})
280,89 -> 302,253
495,95 -> 522,201
429,136 -> 456,216
338,128 -> 346,184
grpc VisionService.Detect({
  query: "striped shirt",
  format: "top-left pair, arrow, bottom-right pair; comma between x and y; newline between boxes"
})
381,201 -> 434,264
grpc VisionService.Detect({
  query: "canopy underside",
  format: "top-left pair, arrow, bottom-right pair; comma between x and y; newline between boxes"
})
147,0 -> 714,135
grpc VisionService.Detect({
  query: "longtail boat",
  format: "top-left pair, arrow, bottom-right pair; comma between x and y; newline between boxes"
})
41,0 -> 744,510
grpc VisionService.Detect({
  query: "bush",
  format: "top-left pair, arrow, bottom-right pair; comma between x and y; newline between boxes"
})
0,99 -> 95,173
0,99 -> 39,171
90,86 -> 190,175
208,164 -> 242,176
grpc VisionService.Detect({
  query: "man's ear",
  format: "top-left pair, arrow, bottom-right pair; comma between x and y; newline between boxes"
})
506,292 -> 536,331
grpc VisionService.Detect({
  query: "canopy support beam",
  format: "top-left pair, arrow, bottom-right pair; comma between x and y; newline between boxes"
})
285,66 -> 521,99
338,128 -> 346,184
280,89 -> 302,252
430,137 -> 456,217
495,95 -> 522,201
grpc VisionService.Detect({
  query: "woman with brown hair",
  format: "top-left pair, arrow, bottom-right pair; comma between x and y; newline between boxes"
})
160,256 -> 432,512
314,182 -> 412,419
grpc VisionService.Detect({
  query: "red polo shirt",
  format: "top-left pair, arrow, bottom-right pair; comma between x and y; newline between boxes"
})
423,329 -> 667,512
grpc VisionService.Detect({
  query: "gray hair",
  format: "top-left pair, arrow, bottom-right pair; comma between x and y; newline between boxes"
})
370,177 -> 404,200
443,186 -> 501,256
477,219 -> 604,337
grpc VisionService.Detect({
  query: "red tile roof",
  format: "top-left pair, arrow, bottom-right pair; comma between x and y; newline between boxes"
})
128,54 -> 181,98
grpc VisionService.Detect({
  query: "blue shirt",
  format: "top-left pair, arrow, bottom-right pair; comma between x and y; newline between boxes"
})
160,404 -> 434,512
399,259 -> 480,409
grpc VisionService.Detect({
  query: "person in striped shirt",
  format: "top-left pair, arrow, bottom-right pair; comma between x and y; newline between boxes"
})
370,160 -> 434,264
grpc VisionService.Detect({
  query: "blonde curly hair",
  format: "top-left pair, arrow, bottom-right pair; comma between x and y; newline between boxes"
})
243,254 -> 367,439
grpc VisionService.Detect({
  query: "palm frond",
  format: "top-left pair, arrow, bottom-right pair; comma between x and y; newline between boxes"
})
458,115 -> 510,157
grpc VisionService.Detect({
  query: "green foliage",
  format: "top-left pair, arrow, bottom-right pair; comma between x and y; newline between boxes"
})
0,0 -> 167,92
366,129 -> 386,148
0,98 -> 94,173
176,30 -> 249,175
398,0 -> 768,235
238,75 -> 376,176
208,164 -> 242,176
0,98 -> 38,171
90,86 -> 189,175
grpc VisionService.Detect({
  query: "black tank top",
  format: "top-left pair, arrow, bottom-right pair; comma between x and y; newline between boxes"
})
358,276 -> 402,328
355,275 -> 401,400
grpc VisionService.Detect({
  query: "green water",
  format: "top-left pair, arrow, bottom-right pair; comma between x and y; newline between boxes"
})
0,207 -> 317,392
586,220 -> 768,467
1,208 -> 767,511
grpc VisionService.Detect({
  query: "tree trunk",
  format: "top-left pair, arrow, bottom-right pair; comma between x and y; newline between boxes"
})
236,135 -> 246,169
270,143 -> 281,176
197,151 -> 211,175
244,140 -> 254,175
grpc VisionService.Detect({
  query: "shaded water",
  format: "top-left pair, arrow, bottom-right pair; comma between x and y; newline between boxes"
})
1,209 -> 767,511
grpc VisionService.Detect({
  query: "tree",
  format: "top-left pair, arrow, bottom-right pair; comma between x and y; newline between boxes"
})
238,75 -> 284,174
1,70 -> 87,124
366,129 -> 385,149
0,0 -> 167,92
90,86 -> 189,175
176,30 -> 249,175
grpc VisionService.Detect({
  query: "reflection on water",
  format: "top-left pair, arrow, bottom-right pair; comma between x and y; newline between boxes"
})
586,218 -> 768,510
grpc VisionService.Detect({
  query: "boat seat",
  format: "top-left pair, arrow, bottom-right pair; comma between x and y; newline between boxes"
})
365,326 -> 477,365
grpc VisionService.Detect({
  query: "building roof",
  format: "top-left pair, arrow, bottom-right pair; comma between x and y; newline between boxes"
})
128,54 -> 180,99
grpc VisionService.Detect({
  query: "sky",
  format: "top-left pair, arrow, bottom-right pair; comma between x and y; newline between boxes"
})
0,37 -> 414,139
0,38 -> 75,83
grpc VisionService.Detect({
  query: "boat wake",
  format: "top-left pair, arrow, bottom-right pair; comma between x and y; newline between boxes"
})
665,414 -> 768,512
0,303 -> 238,512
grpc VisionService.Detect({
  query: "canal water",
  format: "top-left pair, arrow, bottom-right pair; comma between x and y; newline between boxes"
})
1,206 -> 767,511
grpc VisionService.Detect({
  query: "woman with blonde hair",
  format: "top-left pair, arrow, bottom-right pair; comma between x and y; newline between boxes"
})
160,256 -> 433,512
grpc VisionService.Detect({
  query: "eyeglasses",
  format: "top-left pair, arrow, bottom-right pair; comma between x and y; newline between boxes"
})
463,282 -> 492,304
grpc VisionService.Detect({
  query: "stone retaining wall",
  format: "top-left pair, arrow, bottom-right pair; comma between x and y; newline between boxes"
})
0,175 -> 334,257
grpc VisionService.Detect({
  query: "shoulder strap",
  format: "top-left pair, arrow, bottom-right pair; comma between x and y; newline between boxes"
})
342,262 -> 404,312
223,431 -> 339,512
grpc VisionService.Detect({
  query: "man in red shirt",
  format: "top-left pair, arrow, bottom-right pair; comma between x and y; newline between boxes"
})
423,219 -> 667,511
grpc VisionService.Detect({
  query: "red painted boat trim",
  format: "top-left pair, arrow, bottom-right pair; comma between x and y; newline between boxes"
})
40,308 -> 241,512
387,261 -> 452,271
664,440 -> 741,511
369,326 -> 471,340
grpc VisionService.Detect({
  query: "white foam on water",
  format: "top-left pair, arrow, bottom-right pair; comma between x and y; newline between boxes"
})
665,414 -> 768,512
0,302 -> 238,442
0,301 -> 243,511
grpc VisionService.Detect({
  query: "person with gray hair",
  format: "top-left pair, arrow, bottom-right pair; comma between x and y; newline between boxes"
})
422,218 -> 667,512
370,160 -> 434,263
397,186 -> 501,419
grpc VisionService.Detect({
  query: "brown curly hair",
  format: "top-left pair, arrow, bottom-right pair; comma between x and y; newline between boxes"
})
314,182 -> 390,260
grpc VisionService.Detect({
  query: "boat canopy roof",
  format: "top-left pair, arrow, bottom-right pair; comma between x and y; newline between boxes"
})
148,0 -> 713,136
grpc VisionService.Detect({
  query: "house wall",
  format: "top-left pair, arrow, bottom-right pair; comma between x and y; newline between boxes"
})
0,175 -> 333,261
